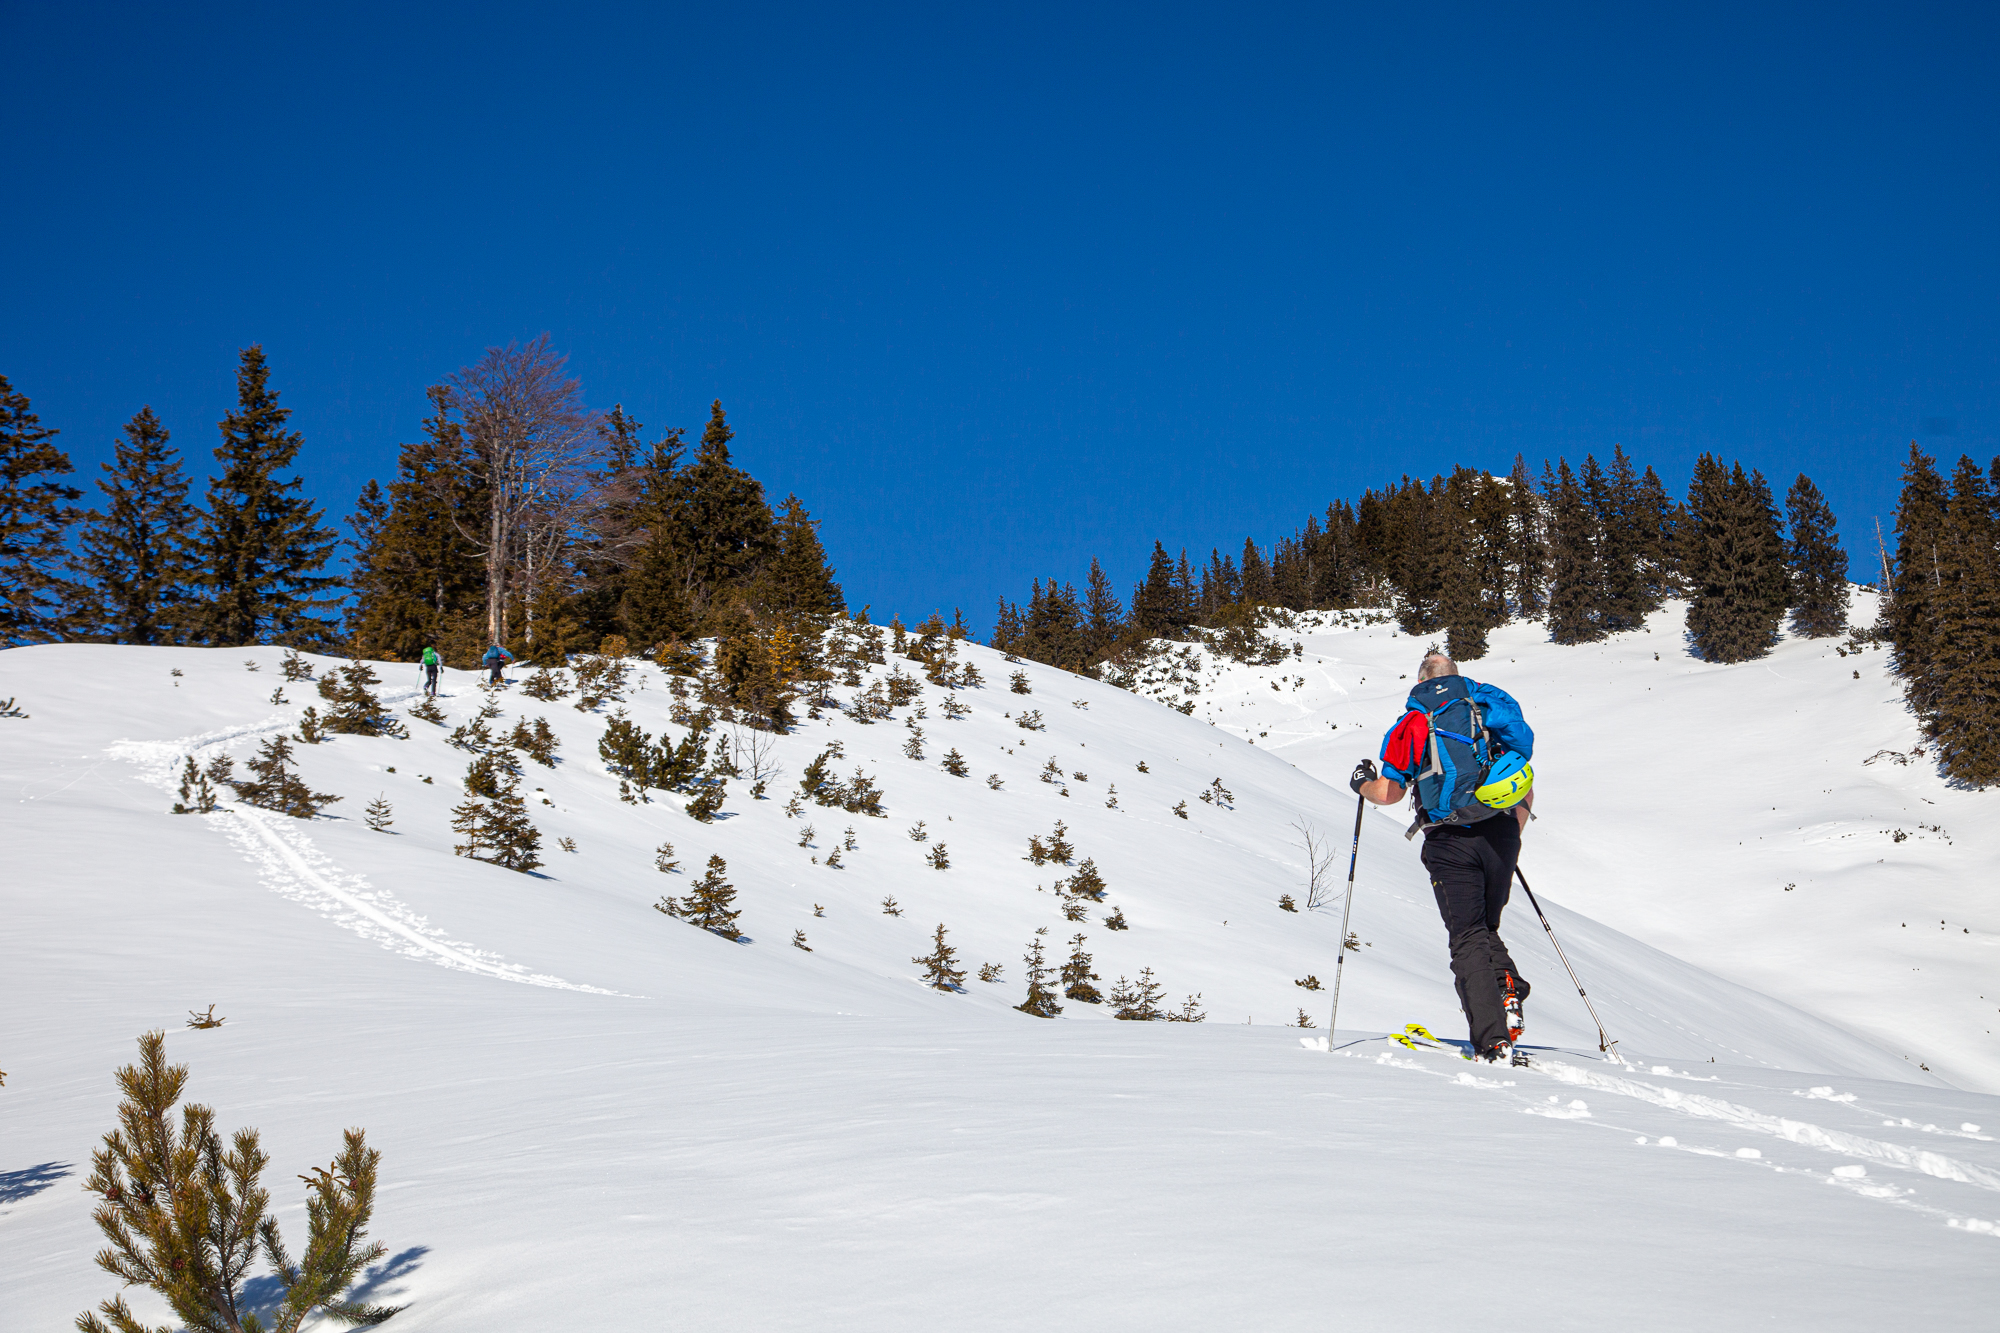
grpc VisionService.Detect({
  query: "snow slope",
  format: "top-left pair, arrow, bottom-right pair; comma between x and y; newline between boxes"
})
3,635 -> 1996,1330
1142,592 -> 2000,1093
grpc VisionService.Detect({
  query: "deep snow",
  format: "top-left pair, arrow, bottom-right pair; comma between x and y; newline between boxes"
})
3,616 -> 1996,1329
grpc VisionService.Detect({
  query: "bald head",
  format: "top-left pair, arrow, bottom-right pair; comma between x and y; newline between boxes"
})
1417,653 -> 1458,681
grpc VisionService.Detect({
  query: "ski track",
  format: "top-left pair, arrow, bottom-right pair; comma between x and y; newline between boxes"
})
107,732 -> 634,997
1307,1036 -> 2000,1239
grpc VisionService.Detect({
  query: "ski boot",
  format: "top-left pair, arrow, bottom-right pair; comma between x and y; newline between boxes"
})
1502,971 -> 1525,1045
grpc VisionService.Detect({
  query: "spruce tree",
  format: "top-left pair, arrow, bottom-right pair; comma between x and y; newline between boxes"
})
1061,933 -> 1102,1002
0,373 -> 81,643
344,387 -> 489,664
759,494 -> 845,618
230,735 -> 340,818
1238,538 -> 1274,608
1015,929 -> 1062,1017
913,923 -> 966,991
683,854 -> 742,938
679,402 -> 775,630
1784,473 -> 1850,639
1926,457 -> 2000,785
1588,448 -> 1646,632
67,406 -> 196,644
1082,557 -> 1123,660
193,347 -> 341,647
1888,443 -> 1950,722
1507,454 -> 1547,618
1633,465 -> 1678,604
1684,460 -> 1786,663
1544,460 -> 1601,645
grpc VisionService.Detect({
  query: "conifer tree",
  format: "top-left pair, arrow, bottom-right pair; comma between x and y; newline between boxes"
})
344,387 -> 489,664
1925,457 -> 2000,785
230,734 -> 340,818
1507,454 -> 1547,618
1112,967 -> 1167,1021
1543,460 -> 1601,645
1684,460 -> 1787,663
1588,448 -> 1647,632
679,402 -> 776,629
913,923 -> 966,991
1633,465 -> 1678,603
66,406 -> 196,644
1784,473 -> 1850,639
1238,538 -> 1274,608
0,373 -> 81,643
1128,541 -> 1182,640
1390,480 -> 1447,636
1083,557 -> 1124,660
1015,929 -> 1062,1017
1888,443 -> 1950,722
76,1032 -> 402,1333
1061,933 -> 1102,1002
682,854 -> 742,938
759,494 -> 845,618
193,347 -> 341,647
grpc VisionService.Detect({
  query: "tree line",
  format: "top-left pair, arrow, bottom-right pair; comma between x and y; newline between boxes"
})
4,346 -> 1996,783
993,446 -> 1852,670
0,338 -> 844,673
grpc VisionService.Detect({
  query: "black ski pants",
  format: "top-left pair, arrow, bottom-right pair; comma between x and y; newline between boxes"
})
1420,815 -> 1530,1053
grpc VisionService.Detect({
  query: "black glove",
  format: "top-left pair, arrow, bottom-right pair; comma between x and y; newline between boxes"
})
1349,758 -> 1378,794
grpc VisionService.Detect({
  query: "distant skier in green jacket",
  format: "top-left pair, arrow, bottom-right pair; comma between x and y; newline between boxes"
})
421,646 -> 441,697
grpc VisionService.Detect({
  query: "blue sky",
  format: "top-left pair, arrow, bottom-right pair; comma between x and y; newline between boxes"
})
5,2 -> 1994,630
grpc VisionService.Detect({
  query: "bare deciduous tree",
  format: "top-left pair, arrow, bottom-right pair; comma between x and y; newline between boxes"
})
1291,816 -> 1339,911
445,335 -> 600,646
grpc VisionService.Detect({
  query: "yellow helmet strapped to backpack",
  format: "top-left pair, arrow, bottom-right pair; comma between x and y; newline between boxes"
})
1476,751 -> 1533,809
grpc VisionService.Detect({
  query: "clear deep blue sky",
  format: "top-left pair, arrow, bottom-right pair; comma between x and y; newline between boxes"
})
5,2 -> 1995,630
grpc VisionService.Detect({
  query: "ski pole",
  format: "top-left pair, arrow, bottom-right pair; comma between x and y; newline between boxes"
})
1325,790 -> 1366,1047
1513,867 -> 1618,1059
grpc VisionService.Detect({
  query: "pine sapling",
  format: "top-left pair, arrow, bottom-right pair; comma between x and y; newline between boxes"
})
880,895 -> 901,915
685,780 -> 726,823
941,748 -> 968,777
231,735 -> 340,819
1067,856 -> 1105,899
558,836 -> 578,853
823,846 -> 843,868
172,756 -> 220,814
927,843 -> 950,870
1016,929 -> 1061,1017
185,1004 -> 226,1029
1294,1009 -> 1317,1028
792,929 -> 812,951
76,1032 -> 402,1333
280,648 -> 314,681
843,826 -> 858,850
1104,907 -> 1129,930
813,903 -> 825,917
655,842 -> 680,873
295,706 -> 326,744
364,795 -> 394,832
986,773 -> 1003,790
269,687 -> 288,705
1112,968 -> 1167,1021
1173,800 -> 1188,819
1278,894 -> 1298,912
408,697 -> 445,725
913,923 -> 966,991
681,855 -> 742,939
908,820 -> 928,841
1061,934 -> 1101,1002
902,729 -> 924,761
1009,670 -> 1032,694
798,823 -> 816,848
1167,994 -> 1207,1023
1295,974 -> 1322,990
978,962 -> 1004,983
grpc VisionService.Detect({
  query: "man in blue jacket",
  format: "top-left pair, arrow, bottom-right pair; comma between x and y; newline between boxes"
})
1350,651 -> 1536,1063
481,643 -> 513,686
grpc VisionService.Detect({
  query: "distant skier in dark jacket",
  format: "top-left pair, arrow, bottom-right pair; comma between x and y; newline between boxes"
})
1351,651 -> 1537,1064
481,643 -> 512,686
